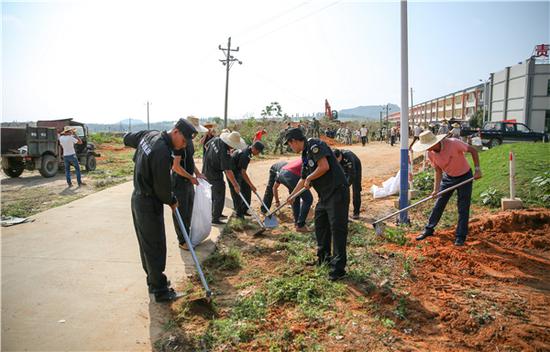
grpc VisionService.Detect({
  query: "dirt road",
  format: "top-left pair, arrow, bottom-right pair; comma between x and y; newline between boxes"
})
1,142 -> 400,351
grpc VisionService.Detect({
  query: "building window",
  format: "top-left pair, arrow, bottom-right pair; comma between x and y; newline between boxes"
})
547,80 -> 550,96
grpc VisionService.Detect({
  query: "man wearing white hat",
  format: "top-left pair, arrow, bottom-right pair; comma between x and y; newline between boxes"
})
59,126 -> 84,187
412,130 -> 482,246
202,131 -> 247,224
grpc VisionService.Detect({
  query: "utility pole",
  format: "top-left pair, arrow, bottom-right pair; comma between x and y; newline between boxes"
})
146,101 -> 151,129
399,0 -> 410,224
410,87 -> 414,125
386,103 -> 389,126
219,37 -> 242,128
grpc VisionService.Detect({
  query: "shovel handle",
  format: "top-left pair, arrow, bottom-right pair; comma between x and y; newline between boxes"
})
372,177 -> 475,226
265,187 -> 308,217
253,190 -> 271,214
174,208 -> 212,297
239,192 -> 266,229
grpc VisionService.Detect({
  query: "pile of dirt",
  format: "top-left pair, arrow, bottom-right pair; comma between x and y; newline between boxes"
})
391,209 -> 550,351
320,135 -> 344,147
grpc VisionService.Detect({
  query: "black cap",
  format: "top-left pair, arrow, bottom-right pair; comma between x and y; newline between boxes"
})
284,127 -> 305,145
174,118 -> 197,138
252,141 -> 265,153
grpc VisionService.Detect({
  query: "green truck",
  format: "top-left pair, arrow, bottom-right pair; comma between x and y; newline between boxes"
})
1,119 -> 100,178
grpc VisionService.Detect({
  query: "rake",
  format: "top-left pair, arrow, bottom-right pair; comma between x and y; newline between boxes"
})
372,177 -> 475,236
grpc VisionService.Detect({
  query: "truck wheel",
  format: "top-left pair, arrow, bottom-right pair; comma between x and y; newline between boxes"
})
39,154 -> 58,178
3,160 -> 24,178
489,138 -> 501,148
85,155 -> 97,171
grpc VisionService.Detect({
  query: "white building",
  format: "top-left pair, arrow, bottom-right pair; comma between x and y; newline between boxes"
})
488,58 -> 550,133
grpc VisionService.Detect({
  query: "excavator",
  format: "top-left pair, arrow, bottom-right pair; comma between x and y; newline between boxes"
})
324,99 -> 338,120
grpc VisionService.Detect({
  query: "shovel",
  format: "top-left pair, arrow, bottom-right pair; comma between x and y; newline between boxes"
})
238,192 -> 268,236
252,190 -> 278,229
264,187 -> 308,218
174,207 -> 212,304
372,177 -> 475,236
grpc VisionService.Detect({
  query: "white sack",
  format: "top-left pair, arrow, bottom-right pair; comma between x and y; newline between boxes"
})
371,171 -> 401,199
189,178 -> 212,246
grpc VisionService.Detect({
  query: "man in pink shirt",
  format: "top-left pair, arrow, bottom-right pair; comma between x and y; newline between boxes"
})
412,131 -> 482,246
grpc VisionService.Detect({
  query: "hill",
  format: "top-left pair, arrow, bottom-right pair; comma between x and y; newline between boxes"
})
338,104 -> 400,120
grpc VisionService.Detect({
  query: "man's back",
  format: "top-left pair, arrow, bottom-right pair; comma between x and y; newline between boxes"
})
59,135 -> 78,156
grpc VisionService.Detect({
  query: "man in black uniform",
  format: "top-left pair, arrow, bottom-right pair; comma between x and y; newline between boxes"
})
261,161 -> 288,213
228,141 -> 264,218
333,149 -> 363,220
284,128 -> 349,281
171,120 -> 208,250
202,131 -> 246,224
124,119 -> 192,302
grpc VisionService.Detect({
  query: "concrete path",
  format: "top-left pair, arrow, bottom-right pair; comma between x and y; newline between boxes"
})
1,181 -> 229,351
1,142 -> 400,351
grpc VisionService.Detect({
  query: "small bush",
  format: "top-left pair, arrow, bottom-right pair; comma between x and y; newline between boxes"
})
383,227 -> 408,246
530,171 -> 550,207
480,187 -> 502,208
204,247 -> 242,271
413,171 -> 434,192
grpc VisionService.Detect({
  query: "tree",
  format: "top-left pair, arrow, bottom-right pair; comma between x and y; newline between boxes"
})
469,109 -> 484,128
261,101 -> 283,119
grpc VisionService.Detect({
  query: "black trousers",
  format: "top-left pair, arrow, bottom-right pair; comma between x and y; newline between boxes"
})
203,168 -> 225,221
172,176 -> 194,245
228,173 -> 251,217
315,186 -> 349,276
131,192 -> 169,294
351,164 -> 362,216
262,167 -> 279,212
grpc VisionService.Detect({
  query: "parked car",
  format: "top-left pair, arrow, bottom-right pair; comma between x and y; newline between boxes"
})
461,121 -> 549,148
1,118 -> 100,178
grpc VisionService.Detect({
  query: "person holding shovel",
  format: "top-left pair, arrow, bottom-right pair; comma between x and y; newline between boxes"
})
284,128 -> 349,281
412,130 -> 482,246
202,131 -> 246,224
123,119 -> 191,302
261,161 -> 288,213
171,116 -> 208,250
272,158 -> 313,232
228,141 -> 264,219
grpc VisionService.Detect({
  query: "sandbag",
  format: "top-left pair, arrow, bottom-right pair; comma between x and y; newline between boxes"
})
371,171 -> 400,199
189,178 -> 212,246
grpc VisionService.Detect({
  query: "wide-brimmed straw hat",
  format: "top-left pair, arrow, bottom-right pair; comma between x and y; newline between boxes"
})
61,126 -> 77,134
452,122 -> 460,128
203,122 -> 216,129
186,116 -> 208,133
220,131 -> 247,150
411,130 -> 447,153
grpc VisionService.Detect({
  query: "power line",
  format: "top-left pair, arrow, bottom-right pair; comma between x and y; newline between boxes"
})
241,0 -> 342,45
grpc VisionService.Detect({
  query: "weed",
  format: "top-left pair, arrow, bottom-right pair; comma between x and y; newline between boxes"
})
203,247 -> 242,271
232,292 -> 268,321
383,227 -> 408,246
380,317 -> 396,329
402,256 -> 414,277
394,296 -> 408,320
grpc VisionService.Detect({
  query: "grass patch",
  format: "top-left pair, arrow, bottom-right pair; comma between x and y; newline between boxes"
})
383,227 -> 408,246
203,247 -> 243,271
1,187 -> 85,218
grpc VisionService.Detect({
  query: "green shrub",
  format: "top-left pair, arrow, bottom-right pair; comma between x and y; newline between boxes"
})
480,187 -> 502,208
204,247 -> 242,271
530,171 -> 550,207
413,171 -> 434,192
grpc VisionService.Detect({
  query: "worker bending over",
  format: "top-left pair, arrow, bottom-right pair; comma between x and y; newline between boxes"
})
228,141 -> 264,218
334,149 -> 363,219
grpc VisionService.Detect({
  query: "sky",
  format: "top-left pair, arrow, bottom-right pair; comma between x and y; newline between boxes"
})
2,0 -> 549,123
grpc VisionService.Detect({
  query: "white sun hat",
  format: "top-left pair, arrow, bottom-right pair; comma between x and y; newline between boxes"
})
220,131 -> 247,150
411,130 -> 448,153
186,115 -> 208,133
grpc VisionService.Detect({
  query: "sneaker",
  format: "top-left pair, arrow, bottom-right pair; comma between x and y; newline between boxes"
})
329,272 -> 347,282
415,231 -> 433,241
67,183 -> 73,188
352,214 -> 360,220
78,182 -> 86,187
148,280 -> 171,294
454,239 -> 465,246
179,242 -> 189,251
154,288 -> 181,303
295,226 -> 311,233
212,218 -> 226,225
219,214 -> 228,219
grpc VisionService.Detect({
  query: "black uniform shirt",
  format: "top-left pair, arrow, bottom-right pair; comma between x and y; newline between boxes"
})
124,130 -> 177,205
339,149 -> 358,183
204,137 -> 232,172
231,147 -> 252,174
175,139 -> 195,176
301,138 -> 347,200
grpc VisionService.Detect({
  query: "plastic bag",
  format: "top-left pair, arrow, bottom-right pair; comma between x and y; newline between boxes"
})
190,178 -> 212,246
371,171 -> 400,199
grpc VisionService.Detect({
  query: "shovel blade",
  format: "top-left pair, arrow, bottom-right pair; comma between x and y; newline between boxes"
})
263,215 -> 278,228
